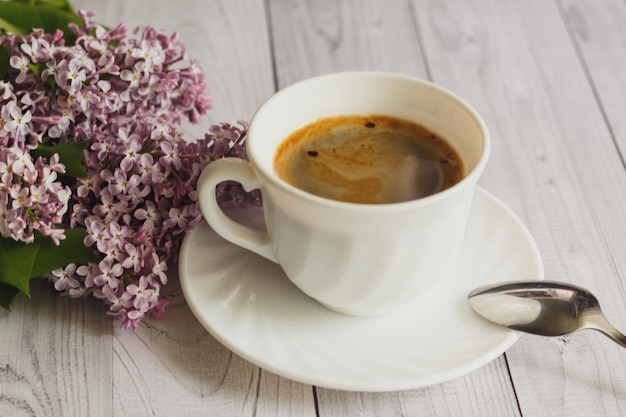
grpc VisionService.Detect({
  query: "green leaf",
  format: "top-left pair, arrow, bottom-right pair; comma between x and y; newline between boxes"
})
0,236 -> 39,295
0,1 -> 81,81
28,63 -> 43,76
0,45 -> 11,80
0,228 -> 99,310
30,228 -> 98,278
0,15 -> 26,35
1,0 -> 72,6
32,142 -> 88,178
0,3 -> 81,41
36,0 -> 75,14
0,283 -> 19,310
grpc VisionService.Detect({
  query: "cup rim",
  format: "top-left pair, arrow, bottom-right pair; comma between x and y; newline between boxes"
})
247,71 -> 491,212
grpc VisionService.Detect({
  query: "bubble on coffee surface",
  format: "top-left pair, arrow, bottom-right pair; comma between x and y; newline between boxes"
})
274,115 -> 464,204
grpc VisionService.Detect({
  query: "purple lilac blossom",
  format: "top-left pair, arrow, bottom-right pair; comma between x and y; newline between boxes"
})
0,10 -> 260,329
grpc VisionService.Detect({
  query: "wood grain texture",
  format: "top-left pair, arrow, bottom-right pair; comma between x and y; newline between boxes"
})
78,1 -> 315,415
110,283 -> 315,417
561,0 -> 626,158
3,0 -> 626,416
316,360 -> 521,417
268,1 -> 522,415
268,0 -> 430,86
0,281 -> 111,417
2,1 -> 315,416
76,0 -> 276,133
411,0 -> 626,415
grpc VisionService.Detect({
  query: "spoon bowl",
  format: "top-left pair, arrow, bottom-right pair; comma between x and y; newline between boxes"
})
468,281 -> 626,348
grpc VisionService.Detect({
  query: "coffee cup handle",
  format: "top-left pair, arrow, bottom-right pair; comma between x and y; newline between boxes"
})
197,158 -> 277,263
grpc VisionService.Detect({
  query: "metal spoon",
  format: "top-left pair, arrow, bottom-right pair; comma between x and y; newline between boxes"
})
467,281 -> 626,348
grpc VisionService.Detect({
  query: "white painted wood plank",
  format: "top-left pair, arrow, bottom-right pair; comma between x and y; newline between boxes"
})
109,282 -> 315,417
268,0 -> 430,87
76,0 -> 276,134
73,1 -> 316,415
561,0 -> 626,157
316,360 -> 521,417
0,281 -> 112,417
268,1 -> 522,416
411,0 -> 626,415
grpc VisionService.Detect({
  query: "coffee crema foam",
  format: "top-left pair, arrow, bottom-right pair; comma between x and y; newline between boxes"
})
274,114 -> 464,204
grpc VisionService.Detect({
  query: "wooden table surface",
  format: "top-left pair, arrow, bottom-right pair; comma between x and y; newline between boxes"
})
2,0 -> 626,416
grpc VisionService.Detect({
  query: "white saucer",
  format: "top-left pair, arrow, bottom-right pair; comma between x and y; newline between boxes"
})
179,187 -> 543,392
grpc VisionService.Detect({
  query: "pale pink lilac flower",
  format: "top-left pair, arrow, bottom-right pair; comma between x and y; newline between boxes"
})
0,147 -> 70,244
50,264 -> 80,292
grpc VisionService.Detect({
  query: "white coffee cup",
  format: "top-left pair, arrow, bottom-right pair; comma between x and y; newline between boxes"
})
197,71 -> 490,316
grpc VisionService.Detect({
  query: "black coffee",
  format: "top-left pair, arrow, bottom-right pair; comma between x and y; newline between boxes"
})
274,114 -> 464,204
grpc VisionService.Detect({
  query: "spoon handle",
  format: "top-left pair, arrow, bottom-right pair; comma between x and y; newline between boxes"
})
586,311 -> 626,349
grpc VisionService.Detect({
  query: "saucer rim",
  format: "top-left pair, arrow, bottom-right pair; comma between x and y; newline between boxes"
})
179,187 -> 543,391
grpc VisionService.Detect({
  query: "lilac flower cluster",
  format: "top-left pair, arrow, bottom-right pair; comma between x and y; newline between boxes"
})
0,11 -> 258,329
67,119 -> 256,328
0,145 -> 70,244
